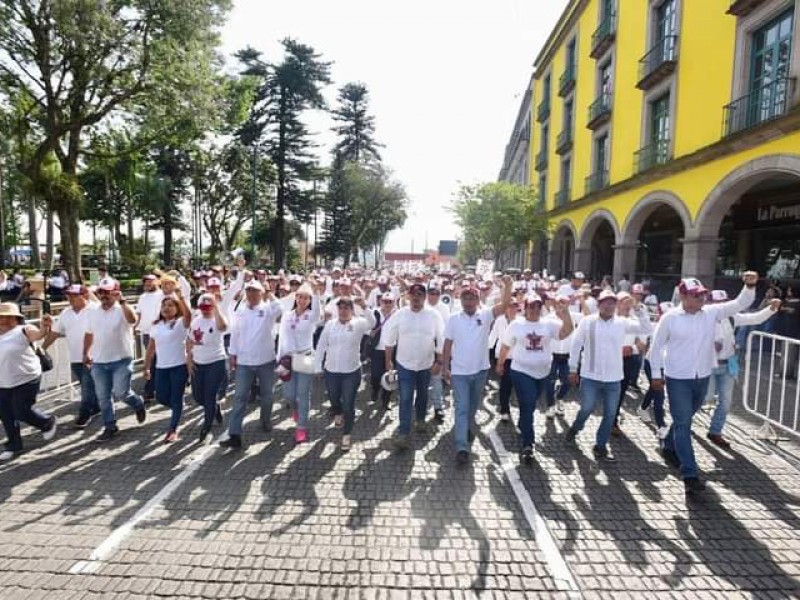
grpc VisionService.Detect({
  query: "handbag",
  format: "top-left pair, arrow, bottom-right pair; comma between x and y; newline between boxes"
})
291,350 -> 316,374
31,343 -> 54,372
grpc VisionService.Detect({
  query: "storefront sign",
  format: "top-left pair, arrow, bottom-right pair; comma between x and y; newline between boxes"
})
734,199 -> 800,229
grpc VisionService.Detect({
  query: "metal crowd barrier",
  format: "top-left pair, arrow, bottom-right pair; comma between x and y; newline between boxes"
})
742,330 -> 800,442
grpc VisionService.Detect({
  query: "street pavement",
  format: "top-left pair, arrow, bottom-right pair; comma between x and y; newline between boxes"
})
1,373 -> 799,600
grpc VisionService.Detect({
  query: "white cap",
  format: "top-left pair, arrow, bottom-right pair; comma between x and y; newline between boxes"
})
244,280 -> 264,292
97,277 -> 118,292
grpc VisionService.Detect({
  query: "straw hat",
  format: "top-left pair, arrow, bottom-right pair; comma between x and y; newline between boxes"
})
0,302 -> 24,320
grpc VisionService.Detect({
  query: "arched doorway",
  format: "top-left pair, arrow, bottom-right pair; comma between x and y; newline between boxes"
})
636,204 -> 685,298
590,221 -> 615,281
549,222 -> 576,278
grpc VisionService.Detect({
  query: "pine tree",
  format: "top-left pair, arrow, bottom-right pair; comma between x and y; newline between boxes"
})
331,83 -> 382,164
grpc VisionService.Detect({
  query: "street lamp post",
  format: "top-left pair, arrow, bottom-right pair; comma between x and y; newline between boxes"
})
251,146 -> 257,259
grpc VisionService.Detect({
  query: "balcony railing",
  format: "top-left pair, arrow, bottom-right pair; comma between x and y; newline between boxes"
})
723,77 -> 792,137
587,94 -> 612,129
585,170 -> 609,195
535,149 -> 548,171
559,66 -> 576,97
634,139 -> 672,174
590,13 -> 616,58
537,98 -> 551,122
555,129 -> 573,155
727,0 -> 768,17
554,188 -> 570,208
637,35 -> 678,90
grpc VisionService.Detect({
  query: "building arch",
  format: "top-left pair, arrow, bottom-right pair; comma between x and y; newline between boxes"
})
549,219 -> 578,278
621,190 -> 692,245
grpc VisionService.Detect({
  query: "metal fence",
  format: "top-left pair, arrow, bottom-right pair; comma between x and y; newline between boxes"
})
742,330 -> 800,441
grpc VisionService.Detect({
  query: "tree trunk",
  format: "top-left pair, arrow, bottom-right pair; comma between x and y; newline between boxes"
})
127,193 -> 135,255
26,193 -> 41,269
143,219 -> 149,254
44,211 -> 54,270
0,162 -> 5,268
56,203 -> 81,281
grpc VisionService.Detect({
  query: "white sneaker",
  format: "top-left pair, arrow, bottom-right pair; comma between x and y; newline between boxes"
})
545,406 -> 556,419
499,412 -> 511,422
638,406 -> 652,424
0,450 -> 17,461
43,417 -> 57,441
556,400 -> 565,415
657,426 -> 670,440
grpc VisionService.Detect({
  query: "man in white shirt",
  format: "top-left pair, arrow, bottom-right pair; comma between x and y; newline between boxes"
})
43,285 -> 100,427
443,276 -> 513,464
83,278 -> 148,441
222,279 -> 283,449
649,272 -> 758,493
136,274 -> 164,402
425,284 -> 450,422
384,282 -> 445,450
566,290 -> 652,462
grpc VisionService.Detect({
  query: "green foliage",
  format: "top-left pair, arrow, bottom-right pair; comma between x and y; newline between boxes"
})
450,182 -> 546,267
331,83 -> 382,164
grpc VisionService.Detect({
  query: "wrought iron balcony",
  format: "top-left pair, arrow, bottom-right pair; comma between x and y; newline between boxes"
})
535,149 -> 548,172
637,36 -> 678,90
727,0 -> 768,17
559,66 -> 576,97
591,13 -> 616,58
554,188 -> 570,208
537,98 -> 551,122
723,77 -> 793,137
555,129 -> 573,155
585,170 -> 609,195
587,94 -> 612,130
634,139 -> 672,174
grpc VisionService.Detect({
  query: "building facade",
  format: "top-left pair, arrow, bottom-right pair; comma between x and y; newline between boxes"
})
528,0 -> 800,298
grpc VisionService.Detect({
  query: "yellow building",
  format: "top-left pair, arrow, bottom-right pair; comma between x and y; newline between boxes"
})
529,0 -> 800,297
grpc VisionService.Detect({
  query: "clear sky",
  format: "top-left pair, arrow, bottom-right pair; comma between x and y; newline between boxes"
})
220,0 -> 570,254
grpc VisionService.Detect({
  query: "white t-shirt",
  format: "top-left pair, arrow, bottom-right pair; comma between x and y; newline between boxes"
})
55,302 -> 98,363
0,327 -> 40,388
383,307 -> 445,371
444,307 -> 495,375
137,290 -> 164,335
150,320 -> 188,369
188,315 -> 226,365
502,318 -> 562,379
86,304 -> 135,363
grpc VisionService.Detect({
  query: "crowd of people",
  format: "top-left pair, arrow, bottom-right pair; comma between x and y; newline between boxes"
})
0,260 -> 783,495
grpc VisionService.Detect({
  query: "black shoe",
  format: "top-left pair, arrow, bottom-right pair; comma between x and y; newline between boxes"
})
520,446 -> 533,464
220,434 -> 242,449
199,424 -> 212,443
456,450 -> 470,465
74,413 -> 93,429
135,406 -> 147,424
143,396 -> 154,407
660,447 -> 681,470
707,433 -> 731,449
97,426 -> 119,442
565,427 -> 577,443
684,477 -> 707,494
592,446 -> 617,462
434,409 -> 445,423
467,429 -> 475,444
260,416 -> 272,432
214,404 -> 223,424
381,394 -> 391,410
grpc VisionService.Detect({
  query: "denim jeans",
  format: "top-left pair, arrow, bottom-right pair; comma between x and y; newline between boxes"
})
70,362 -> 99,419
396,362 -> 431,435
706,365 -> 735,435
0,378 -> 49,452
511,370 -> 547,448
545,354 -> 570,406
155,365 -> 188,432
615,354 -> 642,425
429,373 -> 444,410
192,360 -> 226,428
91,358 -> 144,428
451,370 -> 488,452
284,371 -> 314,429
570,377 -> 621,449
325,369 -> 361,434
229,361 -> 275,436
663,376 -> 710,480
498,359 -> 514,414
641,359 -> 666,428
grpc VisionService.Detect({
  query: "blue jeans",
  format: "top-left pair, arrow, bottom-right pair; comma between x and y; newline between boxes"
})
570,378 -> 621,449
229,361 -> 275,436
430,373 -> 444,410
192,360 -> 226,428
156,365 -> 188,432
70,362 -> 99,419
324,369 -> 361,434
663,376 -> 710,480
511,370 -> 547,448
641,359 -> 666,428
615,354 -> 642,425
284,371 -> 314,429
396,362 -> 431,435
91,358 -> 144,428
451,370 -> 488,452
545,354 -> 570,405
706,365 -> 735,435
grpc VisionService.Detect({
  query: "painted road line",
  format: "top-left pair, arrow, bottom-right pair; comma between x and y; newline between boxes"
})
488,428 -> 583,599
68,438 -> 220,575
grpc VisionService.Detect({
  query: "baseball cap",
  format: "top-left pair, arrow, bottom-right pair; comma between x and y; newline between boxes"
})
65,284 -> 87,295
381,292 -> 395,302
377,276 -> 389,285
142,274 -> 157,281
408,283 -> 426,295
427,285 -> 441,294
617,291 -> 632,301
207,277 -> 222,288
289,275 -> 302,284
710,290 -> 729,302
631,283 -> 645,295
339,277 -> 352,287
597,289 -> 618,303
97,277 -> 118,292
244,280 -> 264,292
460,286 -> 480,298
572,271 -> 586,280
524,293 -> 544,306
336,296 -> 355,307
197,293 -> 215,308
678,278 -> 709,297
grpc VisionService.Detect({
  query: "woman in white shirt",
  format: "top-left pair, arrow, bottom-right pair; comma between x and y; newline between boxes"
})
187,294 -> 228,443
277,283 -> 320,444
314,296 -> 375,451
0,303 -> 56,461
144,294 -> 191,443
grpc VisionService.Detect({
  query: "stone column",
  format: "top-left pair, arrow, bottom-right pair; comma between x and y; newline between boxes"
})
613,243 -> 639,285
681,236 -> 720,285
574,246 -> 591,276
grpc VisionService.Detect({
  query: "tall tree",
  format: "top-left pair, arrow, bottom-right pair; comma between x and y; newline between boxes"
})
0,0 -> 232,278
331,83 -> 382,164
237,39 -> 331,268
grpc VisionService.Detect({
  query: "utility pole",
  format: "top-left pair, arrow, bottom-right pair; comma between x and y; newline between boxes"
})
0,155 -> 5,268
251,145 -> 258,259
